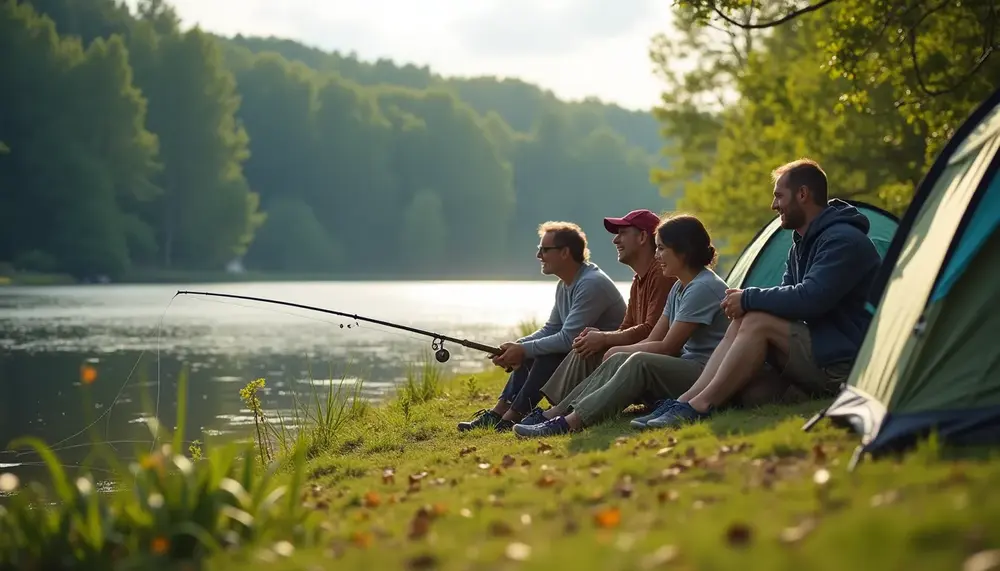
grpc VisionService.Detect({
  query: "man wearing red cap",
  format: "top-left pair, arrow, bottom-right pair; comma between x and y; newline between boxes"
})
537,209 -> 676,405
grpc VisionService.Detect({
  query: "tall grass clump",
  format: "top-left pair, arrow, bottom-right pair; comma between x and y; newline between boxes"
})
516,317 -> 540,338
240,364 -> 370,465
0,369 -> 323,569
399,353 -> 445,406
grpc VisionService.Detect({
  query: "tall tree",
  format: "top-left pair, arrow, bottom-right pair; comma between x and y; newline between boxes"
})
650,5 -> 928,255
128,3 -> 263,268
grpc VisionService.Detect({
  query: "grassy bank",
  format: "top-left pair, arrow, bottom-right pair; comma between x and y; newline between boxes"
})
210,370 -> 1000,570
2,366 -> 999,570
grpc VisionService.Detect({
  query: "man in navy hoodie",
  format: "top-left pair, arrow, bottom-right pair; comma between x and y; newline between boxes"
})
635,158 -> 883,429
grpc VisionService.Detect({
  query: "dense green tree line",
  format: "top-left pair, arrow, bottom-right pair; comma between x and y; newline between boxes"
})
652,0 -> 999,253
0,0 -> 667,281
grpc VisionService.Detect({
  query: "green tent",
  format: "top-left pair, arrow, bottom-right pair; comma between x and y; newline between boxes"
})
805,87 -> 1000,466
725,200 -> 900,289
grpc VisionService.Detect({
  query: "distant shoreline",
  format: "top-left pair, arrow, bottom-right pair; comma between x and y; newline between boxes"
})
1,258 -> 739,287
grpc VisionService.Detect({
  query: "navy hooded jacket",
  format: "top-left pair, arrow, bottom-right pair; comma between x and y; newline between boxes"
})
739,199 -> 882,368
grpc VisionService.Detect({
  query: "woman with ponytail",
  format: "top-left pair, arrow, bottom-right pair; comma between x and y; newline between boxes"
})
512,213 -> 732,437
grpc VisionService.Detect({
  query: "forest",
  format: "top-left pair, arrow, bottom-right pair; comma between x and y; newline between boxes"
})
0,0 -> 667,282
1,0 -> 997,282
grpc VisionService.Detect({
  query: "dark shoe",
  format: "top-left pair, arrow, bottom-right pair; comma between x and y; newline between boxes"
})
518,407 -> 549,427
495,418 -> 515,433
645,401 -> 712,429
458,409 -> 503,432
513,416 -> 571,438
630,399 -> 678,429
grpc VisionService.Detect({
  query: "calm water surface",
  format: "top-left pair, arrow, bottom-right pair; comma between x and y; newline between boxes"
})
0,280 -> 630,483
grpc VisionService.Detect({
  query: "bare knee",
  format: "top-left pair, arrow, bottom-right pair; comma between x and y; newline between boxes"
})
737,311 -> 788,341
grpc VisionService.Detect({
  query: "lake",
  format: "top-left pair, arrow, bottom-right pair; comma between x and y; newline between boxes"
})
0,280 -> 632,483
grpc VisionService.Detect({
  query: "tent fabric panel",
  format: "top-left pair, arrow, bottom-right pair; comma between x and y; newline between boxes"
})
865,89 -> 1000,311
725,217 -> 781,288
728,203 -> 900,290
889,228 -> 1000,412
866,405 -> 1000,455
846,131 -> 1000,405
931,174 -> 1000,302
864,207 -> 900,259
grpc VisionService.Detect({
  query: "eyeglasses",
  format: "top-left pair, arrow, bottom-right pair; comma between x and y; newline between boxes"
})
537,245 -> 562,255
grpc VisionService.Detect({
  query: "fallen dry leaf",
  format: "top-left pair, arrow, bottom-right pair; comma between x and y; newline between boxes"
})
594,506 -> 621,528
406,554 -> 439,570
362,491 -> 381,508
870,490 -> 900,507
641,545 -> 679,569
779,517 -> 817,544
408,506 -> 435,540
812,443 -> 827,464
488,520 -> 514,537
657,490 -> 679,503
963,549 -> 1000,571
656,446 -> 674,457
502,454 -> 516,468
477,462 -> 491,470
537,442 -> 553,453
505,542 -> 531,561
459,446 -> 477,457
382,468 -> 395,485
537,474 -> 558,488
350,531 -> 373,549
614,475 -> 634,498
725,522 -> 753,547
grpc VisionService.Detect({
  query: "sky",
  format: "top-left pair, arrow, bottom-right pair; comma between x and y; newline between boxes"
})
153,0 -> 677,111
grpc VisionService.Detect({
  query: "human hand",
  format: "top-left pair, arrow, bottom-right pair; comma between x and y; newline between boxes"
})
492,342 -> 525,370
721,289 -> 745,320
573,329 -> 607,358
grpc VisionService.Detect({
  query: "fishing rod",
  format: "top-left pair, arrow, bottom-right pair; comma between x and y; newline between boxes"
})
174,290 -> 508,367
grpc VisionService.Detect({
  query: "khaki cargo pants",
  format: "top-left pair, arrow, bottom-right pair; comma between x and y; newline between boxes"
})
739,321 -> 853,407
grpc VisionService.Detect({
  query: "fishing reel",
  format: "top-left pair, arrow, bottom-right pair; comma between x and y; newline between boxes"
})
431,338 -> 451,363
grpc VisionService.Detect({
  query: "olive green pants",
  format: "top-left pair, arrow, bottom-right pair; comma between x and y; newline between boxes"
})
539,350 -> 604,406
561,352 -> 705,427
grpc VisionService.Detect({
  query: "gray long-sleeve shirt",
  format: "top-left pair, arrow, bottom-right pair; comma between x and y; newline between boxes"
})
518,262 -> 627,358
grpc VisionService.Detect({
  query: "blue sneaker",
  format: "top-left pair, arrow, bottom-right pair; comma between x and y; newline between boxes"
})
513,416 -> 571,438
630,399 -> 678,429
645,401 -> 712,429
518,407 -> 549,427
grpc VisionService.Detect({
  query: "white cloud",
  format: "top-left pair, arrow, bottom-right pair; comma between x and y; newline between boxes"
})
145,0 -> 676,110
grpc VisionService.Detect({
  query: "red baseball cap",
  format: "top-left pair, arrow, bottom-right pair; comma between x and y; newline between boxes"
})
604,209 -> 661,236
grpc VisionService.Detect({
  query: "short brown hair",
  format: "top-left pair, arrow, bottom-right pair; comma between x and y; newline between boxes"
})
772,158 -> 828,205
538,221 -> 589,263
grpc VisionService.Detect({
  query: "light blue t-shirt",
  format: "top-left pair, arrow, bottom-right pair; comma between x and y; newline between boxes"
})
663,268 -> 730,364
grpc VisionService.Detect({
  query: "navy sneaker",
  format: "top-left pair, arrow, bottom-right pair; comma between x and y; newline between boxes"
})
645,401 -> 712,429
518,407 -> 549,427
513,415 -> 571,438
630,399 -> 678,429
458,409 -> 503,432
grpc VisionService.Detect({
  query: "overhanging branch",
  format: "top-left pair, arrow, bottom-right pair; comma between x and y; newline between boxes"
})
710,0 -> 839,29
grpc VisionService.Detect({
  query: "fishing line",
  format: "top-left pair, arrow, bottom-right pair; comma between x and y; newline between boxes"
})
35,294 -> 178,458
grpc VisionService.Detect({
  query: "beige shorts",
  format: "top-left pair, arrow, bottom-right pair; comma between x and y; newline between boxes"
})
737,321 -> 852,407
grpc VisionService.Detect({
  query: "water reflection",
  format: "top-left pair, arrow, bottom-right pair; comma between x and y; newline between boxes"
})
0,281 -> 632,485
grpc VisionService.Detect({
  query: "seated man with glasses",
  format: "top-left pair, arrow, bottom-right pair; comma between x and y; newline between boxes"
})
458,221 -> 626,433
